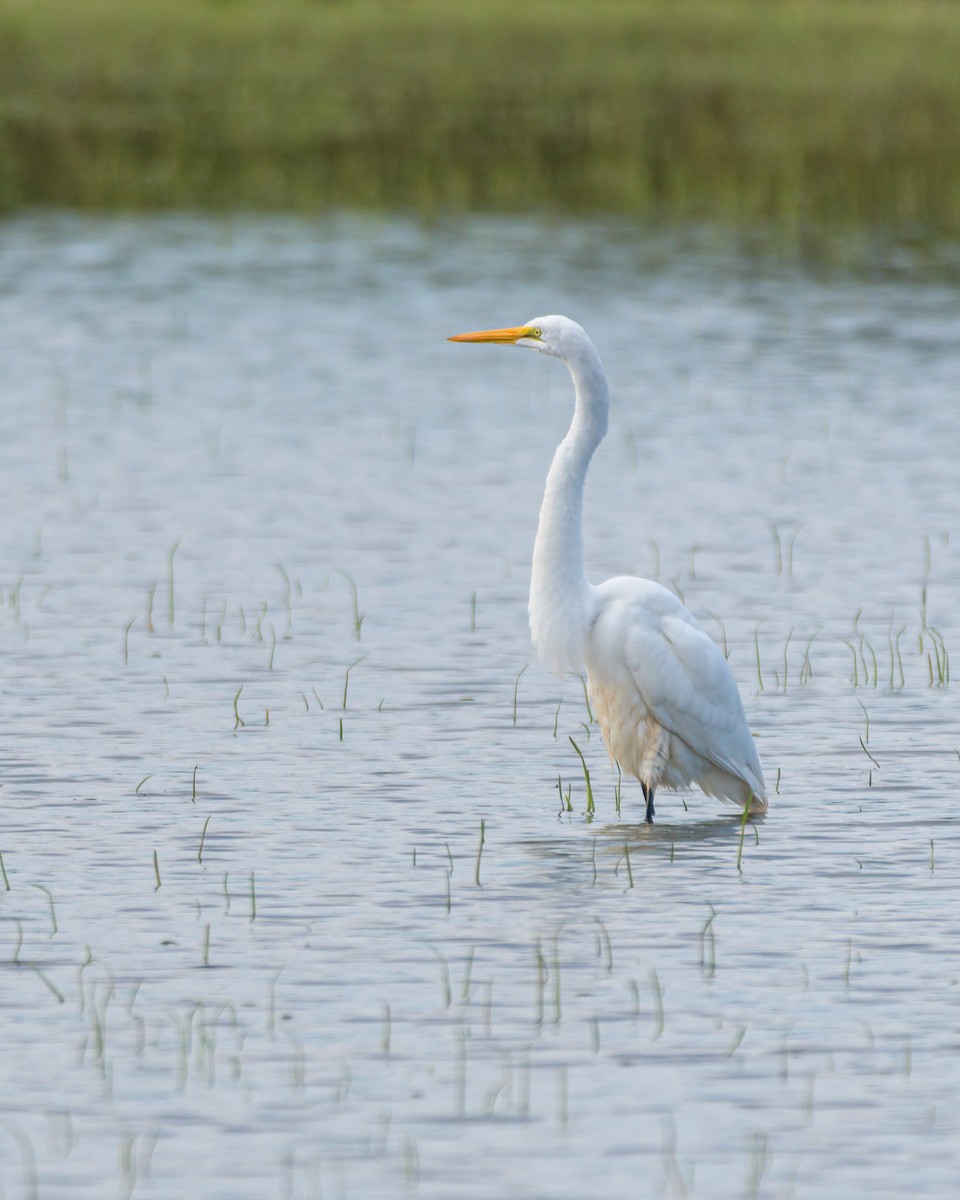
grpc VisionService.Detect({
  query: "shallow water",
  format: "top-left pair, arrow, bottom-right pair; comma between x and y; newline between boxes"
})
0,213 -> 959,1199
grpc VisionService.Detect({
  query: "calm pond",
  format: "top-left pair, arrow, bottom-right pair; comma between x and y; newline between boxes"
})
1,213 -> 959,1199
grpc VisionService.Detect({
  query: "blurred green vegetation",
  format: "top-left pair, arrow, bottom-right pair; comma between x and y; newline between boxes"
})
2,0 -> 960,234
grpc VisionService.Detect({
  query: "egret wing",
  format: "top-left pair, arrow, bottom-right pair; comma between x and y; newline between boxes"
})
624,613 -> 765,798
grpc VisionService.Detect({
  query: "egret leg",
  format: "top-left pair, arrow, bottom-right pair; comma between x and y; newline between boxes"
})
642,783 -> 656,824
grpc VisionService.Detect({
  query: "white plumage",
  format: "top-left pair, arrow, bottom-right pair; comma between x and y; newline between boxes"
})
449,315 -> 766,822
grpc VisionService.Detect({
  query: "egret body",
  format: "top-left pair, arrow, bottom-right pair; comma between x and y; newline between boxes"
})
449,315 -> 766,822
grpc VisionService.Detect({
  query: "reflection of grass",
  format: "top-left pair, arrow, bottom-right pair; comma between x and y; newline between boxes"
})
2,0 -> 960,234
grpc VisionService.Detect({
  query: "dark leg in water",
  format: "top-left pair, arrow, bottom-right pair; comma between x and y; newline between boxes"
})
642,783 -> 656,824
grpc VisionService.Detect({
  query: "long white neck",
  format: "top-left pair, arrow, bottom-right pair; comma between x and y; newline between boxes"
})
528,347 -> 609,674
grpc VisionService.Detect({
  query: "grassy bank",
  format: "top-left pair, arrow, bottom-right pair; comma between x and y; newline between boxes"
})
2,0 -> 960,235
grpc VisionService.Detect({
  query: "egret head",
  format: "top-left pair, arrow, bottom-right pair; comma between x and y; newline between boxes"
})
448,314 -> 590,362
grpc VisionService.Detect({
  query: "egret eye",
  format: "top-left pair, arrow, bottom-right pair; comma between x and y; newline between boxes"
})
533,328 -> 542,338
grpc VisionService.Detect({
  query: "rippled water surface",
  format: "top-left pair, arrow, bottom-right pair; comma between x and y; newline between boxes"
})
1,214 -> 959,1199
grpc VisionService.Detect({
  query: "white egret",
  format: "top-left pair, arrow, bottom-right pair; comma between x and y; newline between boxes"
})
449,315 -> 766,822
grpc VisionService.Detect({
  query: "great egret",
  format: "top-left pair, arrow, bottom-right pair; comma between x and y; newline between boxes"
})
449,315 -> 766,822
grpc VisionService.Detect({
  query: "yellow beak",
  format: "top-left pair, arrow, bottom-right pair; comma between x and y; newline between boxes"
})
448,325 -> 533,344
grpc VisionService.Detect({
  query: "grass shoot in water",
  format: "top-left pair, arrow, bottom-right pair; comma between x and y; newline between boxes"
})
556,775 -> 573,815
572,673 -> 593,723
30,966 -> 65,1004
550,929 -> 563,1024
799,630 -> 819,685
342,655 -> 368,709
460,948 -> 475,1002
778,626 -> 793,691
859,738 -> 880,771
215,599 -> 228,642
594,917 -> 613,973
474,819 -> 485,886
754,623 -> 764,692
331,568 -> 365,640
533,939 -> 547,1027
11,917 -> 23,963
568,736 -> 595,817
276,562 -> 293,637
512,664 -> 528,726
736,801 -> 751,873
889,620 -> 907,689
704,610 -> 730,660
649,968 -> 664,1039
167,538 -> 180,629
699,905 -> 717,979
122,616 -> 135,664
428,945 -> 451,1010
32,883 -> 58,937
197,816 -> 211,864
